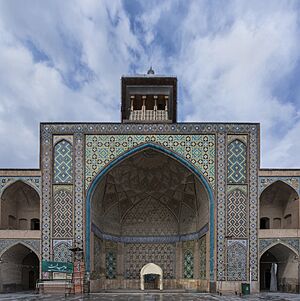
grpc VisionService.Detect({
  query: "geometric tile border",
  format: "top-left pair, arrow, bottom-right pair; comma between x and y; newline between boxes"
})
216,133 -> 226,280
74,133 -> 84,255
249,130 -> 259,281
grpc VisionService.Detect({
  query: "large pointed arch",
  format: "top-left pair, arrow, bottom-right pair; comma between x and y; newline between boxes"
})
85,143 -> 215,279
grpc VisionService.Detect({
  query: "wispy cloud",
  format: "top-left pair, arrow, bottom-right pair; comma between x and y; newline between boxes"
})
0,0 -> 299,168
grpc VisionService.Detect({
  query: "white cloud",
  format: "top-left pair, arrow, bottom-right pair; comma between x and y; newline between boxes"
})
0,0 -> 143,167
173,1 -> 300,167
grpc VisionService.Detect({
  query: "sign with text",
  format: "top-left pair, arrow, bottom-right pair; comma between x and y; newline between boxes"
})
42,261 -> 73,273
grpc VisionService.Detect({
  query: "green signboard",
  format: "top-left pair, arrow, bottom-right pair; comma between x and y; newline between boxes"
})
42,261 -> 73,273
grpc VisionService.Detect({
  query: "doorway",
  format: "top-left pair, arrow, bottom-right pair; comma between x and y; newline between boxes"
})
144,274 -> 159,290
140,263 -> 163,290
260,243 -> 298,292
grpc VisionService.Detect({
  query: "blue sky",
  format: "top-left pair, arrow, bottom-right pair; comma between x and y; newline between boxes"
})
0,0 -> 300,168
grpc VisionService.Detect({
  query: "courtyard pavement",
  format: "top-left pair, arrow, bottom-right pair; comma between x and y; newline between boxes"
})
0,293 -> 300,301
0,292 -> 299,301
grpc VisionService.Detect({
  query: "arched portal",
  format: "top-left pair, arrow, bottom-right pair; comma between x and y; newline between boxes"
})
260,181 -> 299,229
260,243 -> 298,292
0,243 -> 39,292
0,181 -> 40,230
140,263 -> 163,290
86,144 -> 213,291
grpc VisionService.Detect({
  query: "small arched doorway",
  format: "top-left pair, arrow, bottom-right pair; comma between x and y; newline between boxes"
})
260,243 -> 298,292
0,243 -> 39,292
140,263 -> 163,290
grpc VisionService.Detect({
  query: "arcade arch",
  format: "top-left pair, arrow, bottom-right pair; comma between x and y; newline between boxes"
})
260,243 -> 298,292
259,181 -> 299,229
0,243 -> 39,292
0,181 -> 40,230
89,147 -> 211,290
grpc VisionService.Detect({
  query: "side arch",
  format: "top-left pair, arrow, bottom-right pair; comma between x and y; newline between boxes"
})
259,242 -> 299,292
259,180 -> 299,198
85,142 -> 215,279
260,242 -> 299,259
0,241 -> 40,259
0,181 -> 41,230
0,179 -> 41,200
259,180 -> 299,229
0,242 -> 40,292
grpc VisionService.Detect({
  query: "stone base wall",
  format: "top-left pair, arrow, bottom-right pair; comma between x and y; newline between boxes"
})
216,281 -> 259,294
90,278 -> 209,292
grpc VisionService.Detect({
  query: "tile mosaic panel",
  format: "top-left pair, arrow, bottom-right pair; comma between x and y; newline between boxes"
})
125,243 -> 175,279
227,139 -> 246,184
226,188 -> 248,238
227,240 -> 247,281
199,236 -> 206,280
52,186 -> 73,238
85,134 -> 215,189
105,251 -> 117,279
53,140 -> 73,184
53,239 -> 72,262
183,250 -> 194,279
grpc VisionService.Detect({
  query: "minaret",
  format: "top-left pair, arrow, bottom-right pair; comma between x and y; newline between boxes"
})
121,68 -> 177,123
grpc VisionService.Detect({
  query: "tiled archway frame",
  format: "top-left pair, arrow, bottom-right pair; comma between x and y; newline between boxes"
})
85,142 -> 215,279
0,239 -> 40,258
259,177 -> 300,195
40,122 -> 259,281
0,177 -> 41,197
259,238 -> 299,256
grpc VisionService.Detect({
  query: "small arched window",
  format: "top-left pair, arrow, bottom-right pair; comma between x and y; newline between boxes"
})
8,215 -> 16,229
273,218 -> 281,229
19,218 -> 28,230
260,217 -> 270,229
284,214 -> 292,226
30,218 -> 40,230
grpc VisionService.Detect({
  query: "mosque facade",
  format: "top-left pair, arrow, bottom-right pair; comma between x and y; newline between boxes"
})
0,72 -> 299,294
